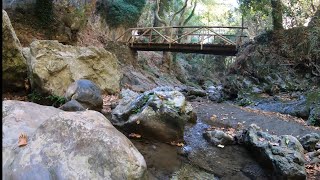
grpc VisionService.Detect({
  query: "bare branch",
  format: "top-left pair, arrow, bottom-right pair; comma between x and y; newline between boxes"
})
182,0 -> 197,26
170,0 -> 189,26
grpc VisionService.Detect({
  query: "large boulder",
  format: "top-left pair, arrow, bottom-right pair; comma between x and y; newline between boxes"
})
207,85 -> 224,103
2,100 -> 147,179
112,87 -> 197,142
62,79 -> 103,111
242,124 -> 306,179
2,100 -> 62,171
2,10 -> 28,92
26,40 -> 121,96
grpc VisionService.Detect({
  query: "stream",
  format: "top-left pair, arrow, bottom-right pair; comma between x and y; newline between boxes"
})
131,98 -> 320,179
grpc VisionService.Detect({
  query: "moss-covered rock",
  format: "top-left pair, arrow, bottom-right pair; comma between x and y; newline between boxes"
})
2,10 -> 28,92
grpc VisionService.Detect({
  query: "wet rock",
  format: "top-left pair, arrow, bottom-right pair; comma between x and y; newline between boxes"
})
59,99 -> 86,111
299,133 -> 320,152
2,10 -> 28,92
243,124 -> 306,179
25,40 -> 121,96
112,87 -> 197,142
64,79 -> 103,111
203,130 -> 234,146
207,85 -> 224,103
3,100 -> 147,179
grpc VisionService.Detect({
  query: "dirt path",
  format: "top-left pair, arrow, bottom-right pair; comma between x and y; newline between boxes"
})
190,98 -> 320,137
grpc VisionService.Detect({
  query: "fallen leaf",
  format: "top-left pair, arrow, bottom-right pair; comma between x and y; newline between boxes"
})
210,115 -> 217,121
129,133 -> 141,138
170,141 -> 184,147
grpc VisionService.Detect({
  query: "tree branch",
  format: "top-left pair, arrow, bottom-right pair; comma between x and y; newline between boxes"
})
182,0 -> 197,26
170,0 -> 189,26
155,0 -> 167,26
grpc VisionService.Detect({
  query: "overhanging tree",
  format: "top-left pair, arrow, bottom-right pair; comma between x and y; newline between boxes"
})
239,0 -> 284,30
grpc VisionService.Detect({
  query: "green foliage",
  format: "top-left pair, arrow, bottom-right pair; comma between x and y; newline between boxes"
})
35,0 -> 54,27
131,94 -> 153,114
97,0 -> 146,28
306,91 -> 320,107
28,91 -> 66,107
46,95 -> 67,107
27,91 -> 42,102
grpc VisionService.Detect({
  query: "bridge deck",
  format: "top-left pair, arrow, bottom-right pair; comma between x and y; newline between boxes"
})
130,43 -> 237,55
117,26 -> 247,56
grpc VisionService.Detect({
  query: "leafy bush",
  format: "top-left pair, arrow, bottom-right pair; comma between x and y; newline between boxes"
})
96,0 -> 146,28
35,0 -> 54,27
46,95 -> 67,107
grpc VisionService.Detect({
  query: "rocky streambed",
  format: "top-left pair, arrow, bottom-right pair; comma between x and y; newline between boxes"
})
128,97 -> 320,179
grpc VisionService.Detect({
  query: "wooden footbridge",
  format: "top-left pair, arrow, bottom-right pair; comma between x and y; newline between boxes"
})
116,26 -> 247,56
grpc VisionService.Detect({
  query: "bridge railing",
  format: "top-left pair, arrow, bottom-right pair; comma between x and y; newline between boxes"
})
116,26 -> 248,49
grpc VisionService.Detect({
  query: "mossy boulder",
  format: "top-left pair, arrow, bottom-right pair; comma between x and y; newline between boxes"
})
2,10 -> 28,92
112,87 -> 197,142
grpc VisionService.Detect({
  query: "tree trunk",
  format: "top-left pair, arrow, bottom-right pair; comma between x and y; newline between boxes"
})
271,0 -> 283,30
308,5 -> 320,27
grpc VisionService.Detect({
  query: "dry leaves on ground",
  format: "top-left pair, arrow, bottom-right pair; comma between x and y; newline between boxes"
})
305,163 -> 320,180
102,94 -> 119,113
206,127 -> 237,137
128,133 -> 142,139
2,93 -> 28,101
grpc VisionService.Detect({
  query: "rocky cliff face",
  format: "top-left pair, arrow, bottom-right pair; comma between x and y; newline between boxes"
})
4,0 -> 153,46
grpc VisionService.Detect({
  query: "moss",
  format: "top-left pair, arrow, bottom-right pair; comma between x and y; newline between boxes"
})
306,90 -> 320,107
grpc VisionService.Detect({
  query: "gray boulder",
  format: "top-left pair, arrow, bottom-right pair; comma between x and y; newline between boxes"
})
203,130 -> 234,146
64,79 -> 103,111
59,99 -> 86,111
2,100 -> 147,180
207,85 -> 224,103
299,133 -> 320,152
243,124 -> 306,179
2,10 -> 28,92
112,87 -> 197,142
2,100 -> 62,171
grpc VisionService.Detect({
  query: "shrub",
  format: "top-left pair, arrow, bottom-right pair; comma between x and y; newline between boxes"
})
35,0 -> 54,27
96,0 -> 146,28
